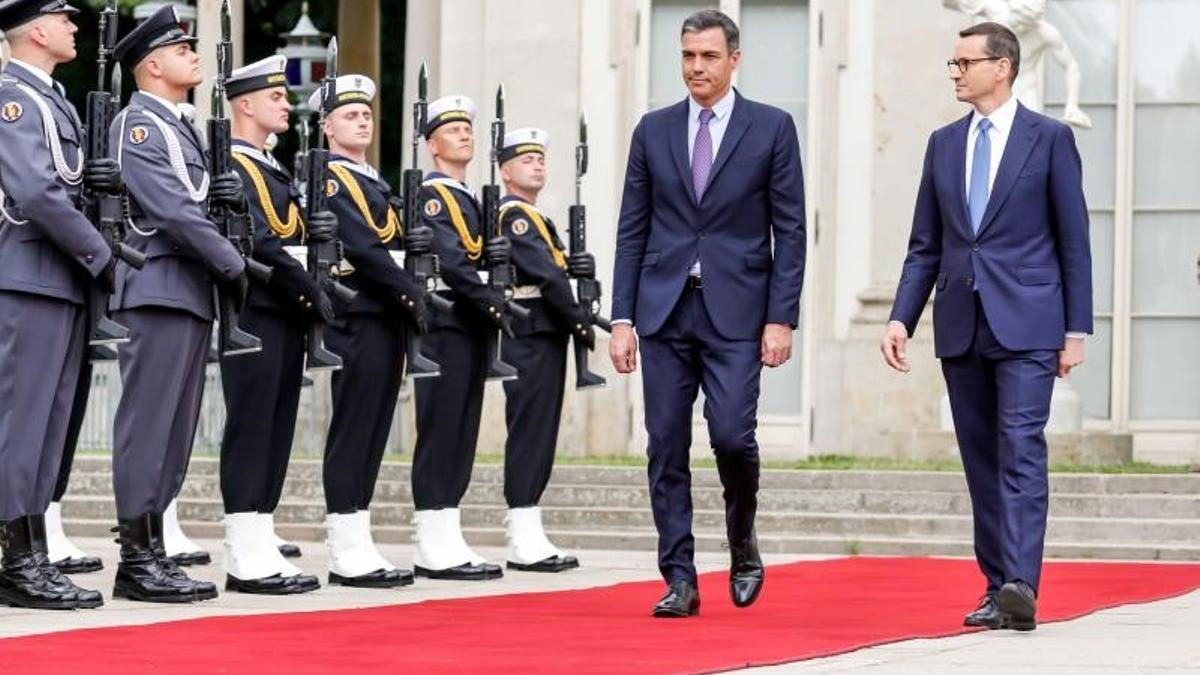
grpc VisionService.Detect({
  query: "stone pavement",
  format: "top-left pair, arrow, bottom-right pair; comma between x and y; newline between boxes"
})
1,539 -> 1198,674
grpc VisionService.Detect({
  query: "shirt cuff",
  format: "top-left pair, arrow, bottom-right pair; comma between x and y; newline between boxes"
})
1065,332 -> 1087,340
611,319 -> 633,326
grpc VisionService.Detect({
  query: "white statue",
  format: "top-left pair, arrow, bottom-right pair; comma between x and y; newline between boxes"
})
944,0 -> 1092,128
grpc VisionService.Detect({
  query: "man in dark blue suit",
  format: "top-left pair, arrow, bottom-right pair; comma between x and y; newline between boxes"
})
883,22 -> 1091,632
610,9 -> 806,618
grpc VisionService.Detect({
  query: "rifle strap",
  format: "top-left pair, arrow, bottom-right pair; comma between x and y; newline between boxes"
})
328,163 -> 398,244
429,183 -> 482,262
231,152 -> 302,240
499,201 -> 567,269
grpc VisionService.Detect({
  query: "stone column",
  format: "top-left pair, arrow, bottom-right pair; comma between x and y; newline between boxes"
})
338,0 -> 382,167
194,0 -> 244,125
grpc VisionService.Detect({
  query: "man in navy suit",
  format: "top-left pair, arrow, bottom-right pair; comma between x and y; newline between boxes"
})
610,9 -> 806,618
883,22 -> 1091,632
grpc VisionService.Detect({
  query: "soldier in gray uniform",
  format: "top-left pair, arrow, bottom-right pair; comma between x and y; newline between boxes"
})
107,5 -> 248,603
0,0 -> 109,610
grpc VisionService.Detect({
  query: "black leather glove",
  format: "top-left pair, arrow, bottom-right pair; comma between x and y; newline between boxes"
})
209,172 -> 247,213
224,271 -> 250,313
96,257 -> 118,294
486,235 -> 512,267
314,288 -> 336,324
84,158 -> 123,195
567,252 -> 595,279
307,210 -> 337,243
401,293 -> 429,335
404,224 -> 434,254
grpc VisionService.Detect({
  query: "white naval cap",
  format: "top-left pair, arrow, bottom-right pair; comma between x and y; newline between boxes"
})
226,55 -> 289,99
423,95 -> 476,137
307,73 -> 377,113
499,127 -> 549,164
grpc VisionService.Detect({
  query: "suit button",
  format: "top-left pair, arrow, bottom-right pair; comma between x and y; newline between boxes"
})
86,254 -> 94,262
964,276 -> 974,286
972,242 -> 980,252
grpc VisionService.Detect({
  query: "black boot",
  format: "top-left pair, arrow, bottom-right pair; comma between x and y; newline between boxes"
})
28,515 -> 103,608
0,516 -> 82,610
113,513 -> 206,603
147,512 -> 218,600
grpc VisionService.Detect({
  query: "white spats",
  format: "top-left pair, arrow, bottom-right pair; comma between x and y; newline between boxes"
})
265,513 -> 304,576
223,512 -> 292,581
44,502 -> 89,563
325,511 -> 396,578
506,507 -> 566,566
162,499 -> 205,557
412,508 -> 490,571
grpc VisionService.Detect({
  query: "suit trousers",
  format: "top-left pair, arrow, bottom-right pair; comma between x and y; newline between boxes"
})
941,296 -> 1056,593
112,308 -> 211,520
219,307 -> 306,514
640,286 -> 763,584
412,325 -> 491,510
322,313 -> 405,514
0,292 -> 86,520
501,331 -> 568,508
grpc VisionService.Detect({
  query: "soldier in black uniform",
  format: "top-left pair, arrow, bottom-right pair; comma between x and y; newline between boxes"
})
219,55 -> 327,595
312,74 -> 424,588
495,128 -> 587,573
410,95 -> 508,581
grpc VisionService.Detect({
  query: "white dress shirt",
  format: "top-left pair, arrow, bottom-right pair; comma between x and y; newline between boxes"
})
687,88 -> 736,277
140,90 -> 185,120
7,58 -> 55,88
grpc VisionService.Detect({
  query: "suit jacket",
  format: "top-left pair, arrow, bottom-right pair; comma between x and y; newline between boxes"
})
230,140 -> 321,318
109,91 -> 244,321
611,89 -> 807,340
890,103 -> 1093,357
0,62 -> 110,304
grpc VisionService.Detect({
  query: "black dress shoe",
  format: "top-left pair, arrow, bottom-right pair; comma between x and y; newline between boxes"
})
329,567 -> 412,588
53,555 -> 104,574
963,593 -> 1005,629
652,580 -> 700,618
729,532 -> 765,608
506,555 -> 580,573
414,562 -> 503,581
278,543 -> 302,559
226,573 -> 321,595
169,550 -> 212,567
997,580 -> 1037,631
0,517 -> 82,610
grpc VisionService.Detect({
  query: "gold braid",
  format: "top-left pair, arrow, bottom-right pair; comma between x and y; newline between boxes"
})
328,163 -> 399,243
430,183 -> 483,261
231,152 -> 303,240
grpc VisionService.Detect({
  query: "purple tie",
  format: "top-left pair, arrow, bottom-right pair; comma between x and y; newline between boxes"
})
692,108 -> 715,201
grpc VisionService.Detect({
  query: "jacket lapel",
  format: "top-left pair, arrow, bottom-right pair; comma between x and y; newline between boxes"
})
702,90 -> 751,200
976,103 -> 1039,237
948,111 -> 973,236
667,99 -> 695,207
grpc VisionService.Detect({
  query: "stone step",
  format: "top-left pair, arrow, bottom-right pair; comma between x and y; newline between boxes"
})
59,495 -> 1200,544
68,456 -> 1200,494
58,518 -> 1200,562
64,472 -> 1200,520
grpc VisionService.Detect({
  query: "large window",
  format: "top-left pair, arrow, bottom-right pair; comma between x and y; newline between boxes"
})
1048,0 -> 1200,425
649,1 -> 811,418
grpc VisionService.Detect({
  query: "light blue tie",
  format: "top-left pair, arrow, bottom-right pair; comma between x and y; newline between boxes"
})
969,118 -> 992,234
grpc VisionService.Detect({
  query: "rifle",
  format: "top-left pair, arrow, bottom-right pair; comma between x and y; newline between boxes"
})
568,112 -> 611,390
301,37 -> 357,370
209,0 -> 271,356
83,0 -> 145,352
481,84 -> 528,381
400,61 -> 451,379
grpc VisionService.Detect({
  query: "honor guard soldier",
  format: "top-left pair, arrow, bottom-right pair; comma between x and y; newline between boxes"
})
106,5 -> 249,603
410,95 -> 507,581
0,0 -> 111,610
496,129 -> 584,573
312,74 -> 425,588
218,55 -> 328,595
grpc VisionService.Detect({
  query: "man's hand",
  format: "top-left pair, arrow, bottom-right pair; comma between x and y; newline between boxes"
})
609,323 -> 638,374
761,323 -> 792,368
881,321 -> 911,373
1058,336 -> 1085,378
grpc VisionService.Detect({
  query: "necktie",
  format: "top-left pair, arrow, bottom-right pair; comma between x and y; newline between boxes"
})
968,117 -> 992,233
692,108 -> 715,201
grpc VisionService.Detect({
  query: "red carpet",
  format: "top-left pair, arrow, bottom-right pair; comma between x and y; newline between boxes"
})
4,557 -> 1200,674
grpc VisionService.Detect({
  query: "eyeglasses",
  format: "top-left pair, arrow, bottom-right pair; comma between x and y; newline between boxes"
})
946,57 -> 1002,74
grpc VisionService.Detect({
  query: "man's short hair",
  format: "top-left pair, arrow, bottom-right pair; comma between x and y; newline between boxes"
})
959,21 -> 1021,84
680,9 -> 739,52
